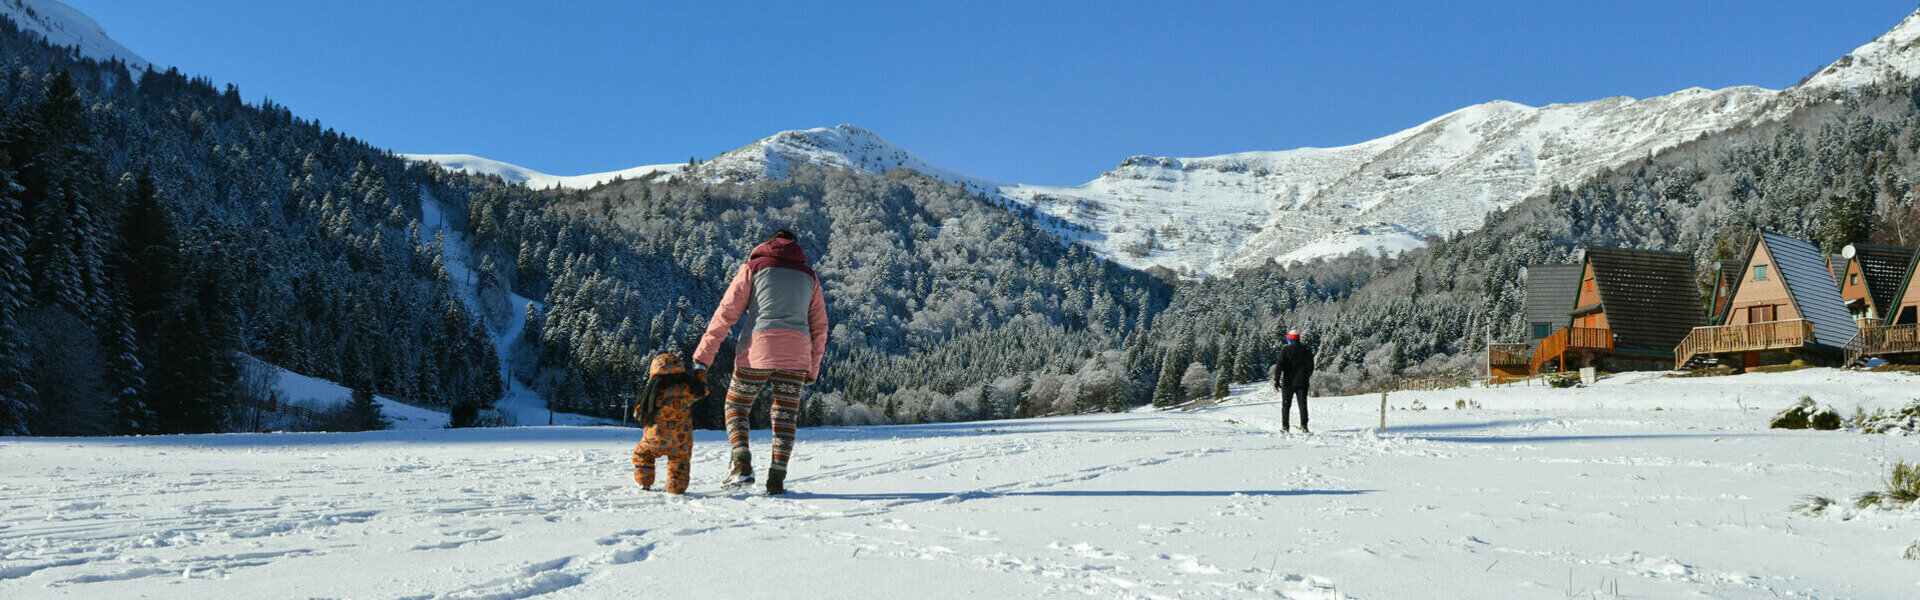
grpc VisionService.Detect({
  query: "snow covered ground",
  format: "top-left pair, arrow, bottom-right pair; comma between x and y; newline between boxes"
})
4,369 -> 1917,599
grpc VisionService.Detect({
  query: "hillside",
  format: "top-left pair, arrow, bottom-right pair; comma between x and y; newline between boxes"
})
0,0 -> 147,72
3,370 -> 1916,598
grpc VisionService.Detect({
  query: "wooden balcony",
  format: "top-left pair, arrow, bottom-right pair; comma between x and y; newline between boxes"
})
1673,319 -> 1814,370
1528,327 -> 1614,374
1844,323 -> 1920,367
1488,343 -> 1530,366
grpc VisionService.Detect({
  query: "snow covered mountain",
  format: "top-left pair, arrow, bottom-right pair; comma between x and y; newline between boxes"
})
1003,87 -> 1784,276
1798,9 -> 1920,93
0,0 -> 147,73
417,11 -> 1920,278
688,124 -> 1007,196
402,153 -> 683,190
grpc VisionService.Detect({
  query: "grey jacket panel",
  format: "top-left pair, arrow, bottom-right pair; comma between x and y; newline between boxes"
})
749,267 -> 816,334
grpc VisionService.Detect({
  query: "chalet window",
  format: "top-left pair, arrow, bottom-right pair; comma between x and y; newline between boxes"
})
1901,306 -> 1918,326
1753,265 -> 1768,281
1532,324 -> 1550,339
1750,305 -> 1776,323
1851,273 -> 1860,287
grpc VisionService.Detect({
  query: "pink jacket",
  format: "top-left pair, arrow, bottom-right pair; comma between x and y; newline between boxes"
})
693,238 -> 830,380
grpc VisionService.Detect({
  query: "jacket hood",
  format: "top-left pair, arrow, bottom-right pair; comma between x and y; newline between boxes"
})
751,237 -> 809,264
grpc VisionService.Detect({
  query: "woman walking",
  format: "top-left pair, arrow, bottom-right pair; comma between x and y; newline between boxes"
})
693,229 -> 829,495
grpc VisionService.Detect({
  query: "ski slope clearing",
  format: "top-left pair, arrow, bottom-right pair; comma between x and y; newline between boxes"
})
3,369 -> 1917,599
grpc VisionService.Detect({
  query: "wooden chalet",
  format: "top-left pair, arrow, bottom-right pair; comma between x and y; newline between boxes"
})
1844,245 -> 1920,365
1489,264 -> 1582,379
1675,232 -> 1857,369
1529,248 -> 1700,373
1835,243 -> 1914,324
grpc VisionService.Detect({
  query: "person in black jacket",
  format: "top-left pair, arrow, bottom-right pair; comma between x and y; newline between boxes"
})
1271,328 -> 1314,433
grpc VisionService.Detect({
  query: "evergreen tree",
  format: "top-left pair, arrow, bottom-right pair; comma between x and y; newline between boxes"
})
0,145 -> 31,435
12,71 -> 107,316
1152,346 -> 1185,408
1819,187 -> 1878,253
345,385 -> 388,432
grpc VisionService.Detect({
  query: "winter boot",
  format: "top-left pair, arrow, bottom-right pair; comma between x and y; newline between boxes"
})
766,468 -> 787,496
722,447 -> 755,490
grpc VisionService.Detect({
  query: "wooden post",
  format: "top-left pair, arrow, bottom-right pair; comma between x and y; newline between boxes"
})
1378,388 -> 1388,434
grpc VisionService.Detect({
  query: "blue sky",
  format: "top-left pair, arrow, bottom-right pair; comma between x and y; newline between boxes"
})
63,1 -> 1920,185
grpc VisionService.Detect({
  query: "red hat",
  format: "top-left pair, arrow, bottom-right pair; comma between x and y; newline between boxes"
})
1286,328 -> 1301,341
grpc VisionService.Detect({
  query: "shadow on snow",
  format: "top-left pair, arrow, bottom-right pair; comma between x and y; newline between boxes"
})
780,489 -> 1375,502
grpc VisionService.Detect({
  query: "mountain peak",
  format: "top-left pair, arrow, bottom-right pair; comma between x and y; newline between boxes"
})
0,0 -> 149,73
1798,9 -> 1920,93
693,124 -> 1003,195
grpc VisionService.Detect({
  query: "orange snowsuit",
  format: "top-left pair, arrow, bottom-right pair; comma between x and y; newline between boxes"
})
633,354 -> 703,495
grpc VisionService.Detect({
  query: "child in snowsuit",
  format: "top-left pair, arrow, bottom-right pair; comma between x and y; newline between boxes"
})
632,353 -> 707,495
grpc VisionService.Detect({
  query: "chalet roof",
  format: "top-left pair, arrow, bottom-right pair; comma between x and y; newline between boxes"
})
1525,263 -> 1581,327
1760,232 -> 1857,349
1827,254 -> 1847,287
1710,259 -> 1743,324
1847,243 -> 1914,313
1883,247 -> 1920,326
1582,248 -> 1702,353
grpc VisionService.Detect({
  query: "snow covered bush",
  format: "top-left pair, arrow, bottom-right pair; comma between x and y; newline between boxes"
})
1547,373 -> 1579,388
839,403 -> 881,426
1180,363 -> 1213,400
1906,540 -> 1920,561
1852,400 -> 1920,434
1770,397 -> 1841,430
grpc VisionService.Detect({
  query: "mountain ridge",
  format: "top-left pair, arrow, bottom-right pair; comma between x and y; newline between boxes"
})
0,0 -> 147,73
411,9 -> 1920,277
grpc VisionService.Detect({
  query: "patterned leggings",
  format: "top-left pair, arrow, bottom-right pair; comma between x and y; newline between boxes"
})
726,367 -> 809,473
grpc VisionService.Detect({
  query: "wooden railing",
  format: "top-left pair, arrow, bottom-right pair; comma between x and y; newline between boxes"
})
1673,319 -> 1813,370
1528,327 -> 1614,374
1488,343 -> 1530,366
1844,323 -> 1920,367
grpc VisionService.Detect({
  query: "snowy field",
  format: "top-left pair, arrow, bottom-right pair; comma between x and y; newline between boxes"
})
3,369 -> 1918,599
